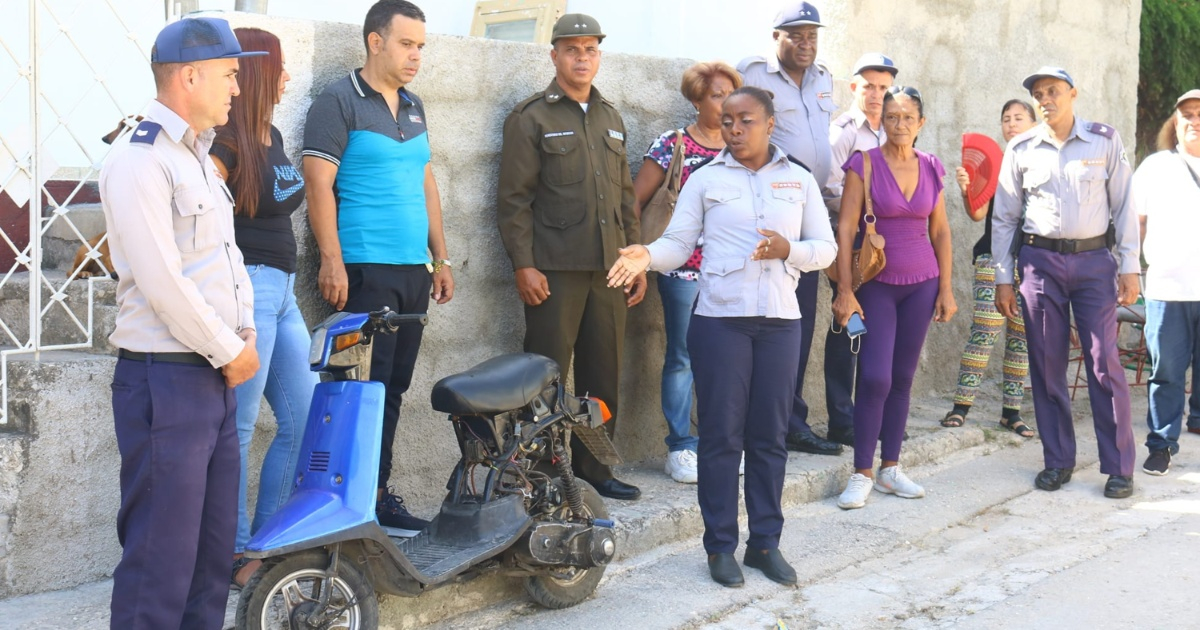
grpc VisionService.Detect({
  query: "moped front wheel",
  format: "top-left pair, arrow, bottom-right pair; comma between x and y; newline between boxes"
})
524,479 -> 610,609
235,550 -> 379,630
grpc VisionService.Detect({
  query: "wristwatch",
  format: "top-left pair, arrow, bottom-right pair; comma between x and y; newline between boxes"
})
430,259 -> 453,274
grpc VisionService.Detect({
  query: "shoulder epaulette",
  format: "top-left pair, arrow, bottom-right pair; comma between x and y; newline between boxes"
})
513,92 -> 546,113
736,55 -> 767,73
833,112 -> 855,128
815,59 -> 832,75
1087,121 -> 1116,139
787,154 -> 812,172
129,121 -> 162,145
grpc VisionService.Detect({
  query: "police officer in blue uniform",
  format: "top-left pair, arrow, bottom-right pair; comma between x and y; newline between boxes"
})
739,1 -> 846,456
992,66 -> 1140,499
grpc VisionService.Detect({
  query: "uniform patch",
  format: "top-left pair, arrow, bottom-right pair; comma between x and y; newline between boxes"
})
771,181 -> 803,189
818,92 -> 832,99
607,129 -> 624,141
1080,158 -> 1106,166
129,121 -> 162,144
408,114 -> 423,124
544,131 -> 575,138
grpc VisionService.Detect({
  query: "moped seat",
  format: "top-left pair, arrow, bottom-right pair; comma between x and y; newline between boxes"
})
431,353 -> 560,415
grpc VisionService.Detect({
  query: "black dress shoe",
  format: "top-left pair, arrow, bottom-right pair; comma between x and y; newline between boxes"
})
826,426 -> 855,447
707,553 -> 744,588
743,547 -> 797,586
587,478 -> 641,501
1034,467 -> 1074,491
785,432 -> 844,455
1104,475 -> 1134,499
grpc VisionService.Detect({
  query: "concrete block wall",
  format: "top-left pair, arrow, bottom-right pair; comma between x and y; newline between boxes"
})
0,1 -> 1141,598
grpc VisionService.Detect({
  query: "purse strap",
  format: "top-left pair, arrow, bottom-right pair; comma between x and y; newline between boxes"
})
861,150 -> 877,234
666,129 -> 685,193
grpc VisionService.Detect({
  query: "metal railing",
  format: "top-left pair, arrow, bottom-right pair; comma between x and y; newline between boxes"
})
0,0 -> 160,424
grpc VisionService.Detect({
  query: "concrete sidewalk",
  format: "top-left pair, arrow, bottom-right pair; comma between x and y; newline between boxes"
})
0,391 -> 1106,628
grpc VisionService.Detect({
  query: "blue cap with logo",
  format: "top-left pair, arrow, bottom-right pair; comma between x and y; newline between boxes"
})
852,53 -> 898,77
774,2 -> 823,28
1022,66 -> 1074,93
151,17 -> 267,63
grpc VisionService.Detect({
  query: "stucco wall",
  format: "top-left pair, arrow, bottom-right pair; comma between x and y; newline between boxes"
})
222,0 -> 1142,507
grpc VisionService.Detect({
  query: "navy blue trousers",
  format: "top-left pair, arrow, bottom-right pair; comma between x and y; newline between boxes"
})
110,357 -> 238,630
788,271 -> 856,435
1018,247 -> 1135,476
690,315 -> 802,554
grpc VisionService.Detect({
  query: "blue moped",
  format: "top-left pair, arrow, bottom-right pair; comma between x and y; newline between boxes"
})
235,308 -> 621,629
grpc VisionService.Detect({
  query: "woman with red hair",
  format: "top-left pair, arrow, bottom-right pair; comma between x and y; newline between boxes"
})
210,27 -> 317,588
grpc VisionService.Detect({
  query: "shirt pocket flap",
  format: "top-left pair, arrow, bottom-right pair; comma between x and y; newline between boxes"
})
771,187 -> 804,203
541,135 -> 579,155
818,97 -> 838,113
174,186 -> 218,217
603,135 -> 624,153
1077,166 -> 1109,182
705,187 -> 742,204
707,257 -> 746,277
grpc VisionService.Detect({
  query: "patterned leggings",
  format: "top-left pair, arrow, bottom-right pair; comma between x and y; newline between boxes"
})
954,254 -> 1029,410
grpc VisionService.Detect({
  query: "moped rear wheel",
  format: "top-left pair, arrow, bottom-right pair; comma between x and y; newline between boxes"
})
524,479 -> 610,609
235,551 -> 378,630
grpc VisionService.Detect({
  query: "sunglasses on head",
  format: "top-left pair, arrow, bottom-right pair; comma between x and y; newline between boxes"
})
887,85 -> 922,100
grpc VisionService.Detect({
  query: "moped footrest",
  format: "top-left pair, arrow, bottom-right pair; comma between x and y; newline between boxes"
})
571,424 -> 623,466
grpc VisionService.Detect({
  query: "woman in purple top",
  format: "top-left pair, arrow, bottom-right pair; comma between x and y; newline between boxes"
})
832,86 -> 957,510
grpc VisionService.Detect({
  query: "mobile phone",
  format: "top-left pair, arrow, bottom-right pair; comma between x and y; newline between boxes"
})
846,312 -> 867,339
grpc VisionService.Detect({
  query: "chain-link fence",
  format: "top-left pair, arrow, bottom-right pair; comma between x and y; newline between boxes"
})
0,0 -> 162,424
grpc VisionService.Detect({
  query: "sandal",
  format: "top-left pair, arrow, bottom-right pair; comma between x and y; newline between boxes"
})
231,556 -> 262,590
941,411 -> 966,428
999,416 -> 1036,438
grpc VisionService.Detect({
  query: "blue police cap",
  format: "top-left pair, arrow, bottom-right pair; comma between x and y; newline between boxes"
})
1022,66 -> 1074,93
852,53 -> 898,77
151,17 -> 267,63
774,2 -> 823,28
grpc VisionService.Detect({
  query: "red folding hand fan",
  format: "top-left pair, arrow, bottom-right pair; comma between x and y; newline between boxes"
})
961,133 -> 1004,212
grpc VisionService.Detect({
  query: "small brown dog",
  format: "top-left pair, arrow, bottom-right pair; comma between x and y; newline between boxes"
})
72,232 -> 114,279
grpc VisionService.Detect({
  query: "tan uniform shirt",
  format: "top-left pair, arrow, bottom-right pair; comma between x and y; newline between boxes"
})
99,100 -> 254,367
497,79 -> 639,271
828,107 -> 885,217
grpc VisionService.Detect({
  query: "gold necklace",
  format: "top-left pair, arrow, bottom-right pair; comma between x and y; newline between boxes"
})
689,123 -> 723,149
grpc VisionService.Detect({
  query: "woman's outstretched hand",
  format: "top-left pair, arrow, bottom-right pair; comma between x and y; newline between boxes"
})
607,245 -> 651,287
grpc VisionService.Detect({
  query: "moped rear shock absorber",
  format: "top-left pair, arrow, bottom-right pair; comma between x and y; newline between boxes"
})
551,441 -> 586,520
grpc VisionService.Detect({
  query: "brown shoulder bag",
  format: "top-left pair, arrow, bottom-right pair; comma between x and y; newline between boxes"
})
827,150 -> 886,290
639,130 -> 685,243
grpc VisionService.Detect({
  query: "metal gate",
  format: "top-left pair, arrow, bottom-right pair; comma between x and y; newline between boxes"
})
0,0 -> 162,424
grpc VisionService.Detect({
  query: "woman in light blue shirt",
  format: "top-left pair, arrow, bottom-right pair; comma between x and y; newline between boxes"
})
609,87 -> 836,588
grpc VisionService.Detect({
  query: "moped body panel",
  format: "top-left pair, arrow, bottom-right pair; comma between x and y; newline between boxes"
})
246,380 -> 385,553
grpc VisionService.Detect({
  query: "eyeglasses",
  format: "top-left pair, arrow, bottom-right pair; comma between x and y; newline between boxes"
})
887,85 -> 923,100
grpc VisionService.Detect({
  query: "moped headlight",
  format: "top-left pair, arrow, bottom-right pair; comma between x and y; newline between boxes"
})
309,326 -> 329,365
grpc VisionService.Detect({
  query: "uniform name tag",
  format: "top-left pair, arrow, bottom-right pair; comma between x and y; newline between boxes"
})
818,92 -> 832,99
772,181 -> 803,189
544,131 -> 575,138
408,114 -> 423,124
608,129 -> 624,141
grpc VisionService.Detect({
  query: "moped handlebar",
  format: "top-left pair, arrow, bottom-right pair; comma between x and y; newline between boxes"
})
368,308 -> 429,333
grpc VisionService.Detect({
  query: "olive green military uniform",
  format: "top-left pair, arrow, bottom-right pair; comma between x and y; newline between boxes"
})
497,78 -> 639,482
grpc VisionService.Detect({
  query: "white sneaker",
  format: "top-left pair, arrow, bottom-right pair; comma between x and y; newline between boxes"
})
739,453 -> 745,476
837,473 -> 873,509
874,465 -> 925,498
665,449 -> 698,483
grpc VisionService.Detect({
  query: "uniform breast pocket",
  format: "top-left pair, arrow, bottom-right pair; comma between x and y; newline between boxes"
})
173,186 -> 221,252
817,97 -> 838,114
603,136 -> 627,184
769,187 -> 805,213
1075,166 -> 1109,207
540,136 -> 585,186
700,257 -> 746,305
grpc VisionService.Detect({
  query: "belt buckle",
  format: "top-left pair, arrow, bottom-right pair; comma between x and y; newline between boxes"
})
1058,239 -> 1076,254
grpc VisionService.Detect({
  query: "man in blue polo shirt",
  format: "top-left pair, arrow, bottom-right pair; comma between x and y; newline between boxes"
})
303,0 -> 453,534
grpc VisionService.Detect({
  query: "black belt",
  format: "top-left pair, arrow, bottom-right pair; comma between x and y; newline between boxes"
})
118,349 -> 211,367
1021,232 -> 1108,254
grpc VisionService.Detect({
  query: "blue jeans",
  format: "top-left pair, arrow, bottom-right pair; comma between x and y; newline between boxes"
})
657,274 -> 700,453
1144,299 -> 1200,453
233,265 -> 318,552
